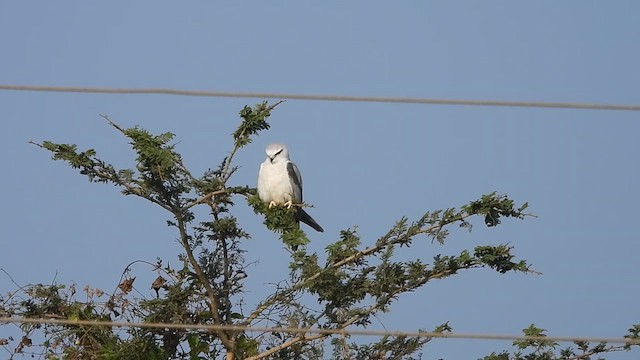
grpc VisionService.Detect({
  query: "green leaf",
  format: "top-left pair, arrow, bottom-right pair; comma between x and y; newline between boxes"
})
233,101 -> 278,148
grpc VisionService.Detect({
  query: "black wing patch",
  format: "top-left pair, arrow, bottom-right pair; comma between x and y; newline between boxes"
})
286,162 -> 303,202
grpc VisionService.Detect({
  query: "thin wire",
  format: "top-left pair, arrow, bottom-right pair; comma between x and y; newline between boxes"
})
1,84 -> 640,111
0,317 -> 638,345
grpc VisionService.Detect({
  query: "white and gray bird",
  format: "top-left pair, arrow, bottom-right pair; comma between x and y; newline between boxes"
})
257,143 -> 324,233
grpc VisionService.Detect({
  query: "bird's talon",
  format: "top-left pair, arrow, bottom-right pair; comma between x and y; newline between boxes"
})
284,201 -> 293,209
268,201 -> 277,209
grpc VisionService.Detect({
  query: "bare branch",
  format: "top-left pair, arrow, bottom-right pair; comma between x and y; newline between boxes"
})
174,214 -> 233,348
99,114 -> 126,134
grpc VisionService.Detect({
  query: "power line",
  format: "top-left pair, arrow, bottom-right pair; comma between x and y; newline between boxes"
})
0,317 -> 638,345
1,84 -> 640,111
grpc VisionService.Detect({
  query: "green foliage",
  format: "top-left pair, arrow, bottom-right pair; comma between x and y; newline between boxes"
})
124,127 -> 177,176
122,126 -> 192,205
462,192 -> 529,227
481,324 -> 640,360
513,324 -> 559,353
474,245 -> 530,273
233,101 -> 278,148
334,323 -> 451,360
326,229 -> 362,263
236,333 -> 259,357
625,325 -> 640,350
249,195 -> 311,249
265,195 -> 535,355
40,141 -> 120,184
4,283 -> 142,359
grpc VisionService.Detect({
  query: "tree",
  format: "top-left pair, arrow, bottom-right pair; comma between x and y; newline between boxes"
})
1,102 -> 637,359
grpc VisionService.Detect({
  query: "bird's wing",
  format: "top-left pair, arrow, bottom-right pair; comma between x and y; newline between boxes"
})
257,161 -> 268,201
286,161 -> 303,203
286,159 -> 324,233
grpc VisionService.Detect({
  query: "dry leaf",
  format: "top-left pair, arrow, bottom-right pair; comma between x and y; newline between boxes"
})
15,336 -> 31,353
151,276 -> 166,298
118,277 -> 136,294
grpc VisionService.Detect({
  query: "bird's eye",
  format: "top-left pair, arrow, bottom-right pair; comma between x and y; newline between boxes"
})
275,149 -> 283,156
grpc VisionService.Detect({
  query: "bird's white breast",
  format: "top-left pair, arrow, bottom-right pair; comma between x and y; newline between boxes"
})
258,160 -> 294,203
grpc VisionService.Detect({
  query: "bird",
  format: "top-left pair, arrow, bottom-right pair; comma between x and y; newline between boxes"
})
257,143 -> 324,233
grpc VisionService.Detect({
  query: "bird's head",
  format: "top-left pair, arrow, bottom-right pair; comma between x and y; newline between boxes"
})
265,143 -> 289,163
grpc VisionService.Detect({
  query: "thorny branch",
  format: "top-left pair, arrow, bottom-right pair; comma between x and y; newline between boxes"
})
242,212 -> 475,327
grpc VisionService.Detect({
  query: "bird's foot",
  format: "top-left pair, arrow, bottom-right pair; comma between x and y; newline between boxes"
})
268,201 -> 278,209
283,200 -> 293,209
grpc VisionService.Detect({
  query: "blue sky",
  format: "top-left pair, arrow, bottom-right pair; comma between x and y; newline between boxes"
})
1,2 -> 639,359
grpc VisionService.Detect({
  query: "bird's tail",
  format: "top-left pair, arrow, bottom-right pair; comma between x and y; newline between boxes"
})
297,208 -> 324,232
